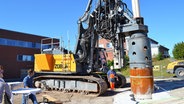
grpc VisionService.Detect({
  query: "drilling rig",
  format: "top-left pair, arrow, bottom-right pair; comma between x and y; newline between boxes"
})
34,0 -> 153,99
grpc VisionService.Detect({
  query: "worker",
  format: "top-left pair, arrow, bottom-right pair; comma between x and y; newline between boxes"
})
107,66 -> 118,90
22,69 -> 38,104
0,65 -> 12,104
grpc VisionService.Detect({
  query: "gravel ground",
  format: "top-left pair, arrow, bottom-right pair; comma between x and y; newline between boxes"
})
13,90 -> 114,104
12,78 -> 184,104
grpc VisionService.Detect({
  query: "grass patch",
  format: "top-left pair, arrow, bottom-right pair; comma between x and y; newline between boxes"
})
121,66 -> 130,77
152,58 -> 175,78
120,58 -> 175,78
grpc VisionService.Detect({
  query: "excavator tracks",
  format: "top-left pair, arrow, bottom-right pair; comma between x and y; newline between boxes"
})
34,75 -> 108,96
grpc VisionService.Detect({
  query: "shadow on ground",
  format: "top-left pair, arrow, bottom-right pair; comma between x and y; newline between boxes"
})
154,78 -> 184,93
101,82 -> 131,97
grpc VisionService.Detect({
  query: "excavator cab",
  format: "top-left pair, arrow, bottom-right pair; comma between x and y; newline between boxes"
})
93,48 -> 109,73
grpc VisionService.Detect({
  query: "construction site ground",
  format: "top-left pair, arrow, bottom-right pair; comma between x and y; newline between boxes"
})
12,77 -> 184,104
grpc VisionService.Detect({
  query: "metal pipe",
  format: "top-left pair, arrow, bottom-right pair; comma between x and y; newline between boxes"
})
131,0 -> 141,18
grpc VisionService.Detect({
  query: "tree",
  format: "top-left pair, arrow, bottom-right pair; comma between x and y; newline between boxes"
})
173,41 -> 184,59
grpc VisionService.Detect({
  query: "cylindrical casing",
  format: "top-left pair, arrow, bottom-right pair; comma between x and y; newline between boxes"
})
132,0 -> 141,18
128,33 -> 153,100
130,68 -> 153,100
128,33 -> 152,69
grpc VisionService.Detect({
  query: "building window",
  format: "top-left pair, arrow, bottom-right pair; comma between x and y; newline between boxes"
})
106,43 -> 112,48
0,38 -> 6,45
17,55 -> 34,62
0,38 -> 41,49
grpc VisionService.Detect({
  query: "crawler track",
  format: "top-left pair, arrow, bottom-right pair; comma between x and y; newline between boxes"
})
34,75 -> 108,96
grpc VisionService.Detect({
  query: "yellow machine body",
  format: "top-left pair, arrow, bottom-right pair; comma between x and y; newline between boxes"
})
34,54 -> 76,73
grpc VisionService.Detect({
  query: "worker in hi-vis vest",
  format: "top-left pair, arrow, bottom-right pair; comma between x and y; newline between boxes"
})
107,66 -> 118,90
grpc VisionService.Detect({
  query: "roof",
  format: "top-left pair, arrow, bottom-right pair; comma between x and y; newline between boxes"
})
160,45 -> 169,50
149,38 -> 158,44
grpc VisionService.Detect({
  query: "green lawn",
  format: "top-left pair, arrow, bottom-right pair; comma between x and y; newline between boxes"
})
121,58 -> 175,78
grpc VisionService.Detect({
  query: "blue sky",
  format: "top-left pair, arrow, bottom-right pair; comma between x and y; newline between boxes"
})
0,0 -> 183,56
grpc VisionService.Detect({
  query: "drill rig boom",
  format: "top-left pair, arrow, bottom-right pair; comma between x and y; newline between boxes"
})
34,0 -> 153,97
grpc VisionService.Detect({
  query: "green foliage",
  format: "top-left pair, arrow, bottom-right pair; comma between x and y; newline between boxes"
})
156,52 -> 163,61
173,41 -> 184,59
107,60 -> 114,68
121,66 -> 130,77
124,55 -> 129,66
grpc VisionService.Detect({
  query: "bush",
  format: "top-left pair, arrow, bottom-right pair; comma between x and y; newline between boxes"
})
107,60 -> 114,68
124,55 -> 129,66
173,41 -> 184,59
156,52 -> 163,61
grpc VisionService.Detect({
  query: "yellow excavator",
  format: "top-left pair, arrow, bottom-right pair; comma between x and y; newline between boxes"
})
167,60 -> 184,78
34,38 -> 125,95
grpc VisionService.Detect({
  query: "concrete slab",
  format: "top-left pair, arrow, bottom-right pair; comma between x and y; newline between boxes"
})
114,78 -> 184,104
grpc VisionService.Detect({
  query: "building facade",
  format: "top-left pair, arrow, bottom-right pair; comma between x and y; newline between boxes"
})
98,38 -> 114,61
99,37 -> 170,61
0,29 -> 49,79
150,39 -> 170,58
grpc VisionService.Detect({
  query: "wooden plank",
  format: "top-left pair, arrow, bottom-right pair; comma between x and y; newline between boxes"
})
42,94 -> 63,104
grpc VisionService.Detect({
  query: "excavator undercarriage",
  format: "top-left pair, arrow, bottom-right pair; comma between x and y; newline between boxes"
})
34,74 -> 107,95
